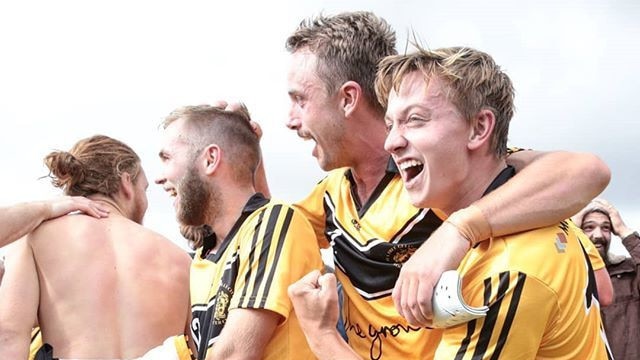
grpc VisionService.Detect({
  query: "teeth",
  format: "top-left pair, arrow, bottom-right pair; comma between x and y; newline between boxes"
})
399,160 -> 423,170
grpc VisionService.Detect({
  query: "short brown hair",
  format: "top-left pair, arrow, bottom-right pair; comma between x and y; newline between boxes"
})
162,104 -> 260,185
375,46 -> 515,157
286,11 -> 396,114
44,135 -> 141,196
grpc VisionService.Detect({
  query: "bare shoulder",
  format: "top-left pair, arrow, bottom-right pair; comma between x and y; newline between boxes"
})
138,226 -> 191,264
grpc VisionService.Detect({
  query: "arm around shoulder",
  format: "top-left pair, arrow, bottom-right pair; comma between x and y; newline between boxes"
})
481,150 -> 610,237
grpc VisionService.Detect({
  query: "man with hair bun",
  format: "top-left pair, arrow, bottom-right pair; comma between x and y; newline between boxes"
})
0,135 -> 192,360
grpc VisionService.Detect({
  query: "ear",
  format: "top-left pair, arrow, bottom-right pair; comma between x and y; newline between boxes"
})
203,144 -> 222,176
120,172 -> 134,199
339,81 -> 362,118
467,109 -> 496,151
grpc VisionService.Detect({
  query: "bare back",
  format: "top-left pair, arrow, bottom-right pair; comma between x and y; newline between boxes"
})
29,213 -> 190,359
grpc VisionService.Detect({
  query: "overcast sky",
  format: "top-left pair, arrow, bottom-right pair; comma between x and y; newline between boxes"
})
1,0 -> 638,255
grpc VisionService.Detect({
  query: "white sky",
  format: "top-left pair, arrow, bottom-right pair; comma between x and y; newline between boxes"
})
1,0 -> 638,255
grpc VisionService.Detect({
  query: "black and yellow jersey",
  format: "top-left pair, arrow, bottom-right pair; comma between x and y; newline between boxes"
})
190,193 -> 322,360
435,167 -> 612,359
437,221 -> 612,359
295,160 -> 444,360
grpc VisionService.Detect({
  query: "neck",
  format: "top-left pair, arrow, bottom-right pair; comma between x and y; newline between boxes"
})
89,195 -> 126,218
441,157 -> 506,217
208,185 -> 256,247
346,112 -> 390,203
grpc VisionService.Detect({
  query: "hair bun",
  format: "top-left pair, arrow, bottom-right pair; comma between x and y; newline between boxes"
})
43,150 -> 86,190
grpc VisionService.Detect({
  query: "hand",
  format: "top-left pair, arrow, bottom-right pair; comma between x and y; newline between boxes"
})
392,221 -> 469,326
44,196 -> 109,220
591,199 -> 632,238
211,100 -> 263,140
288,270 -> 339,334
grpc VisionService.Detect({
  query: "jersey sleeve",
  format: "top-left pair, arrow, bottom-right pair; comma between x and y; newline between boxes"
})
435,271 -> 557,360
230,203 -> 323,320
294,176 -> 331,249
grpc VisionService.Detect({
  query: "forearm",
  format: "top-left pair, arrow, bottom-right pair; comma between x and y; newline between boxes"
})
305,329 -> 361,360
483,151 -> 610,237
0,329 -> 30,360
0,202 -> 48,247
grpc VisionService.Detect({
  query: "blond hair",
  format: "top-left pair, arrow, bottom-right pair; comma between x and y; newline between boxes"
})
376,46 -> 515,157
286,11 -> 396,114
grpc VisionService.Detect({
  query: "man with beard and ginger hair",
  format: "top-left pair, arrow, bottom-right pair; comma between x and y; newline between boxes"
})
155,104 -> 323,360
0,135 -> 192,360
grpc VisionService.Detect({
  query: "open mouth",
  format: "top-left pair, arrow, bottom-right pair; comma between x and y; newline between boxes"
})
399,160 -> 424,182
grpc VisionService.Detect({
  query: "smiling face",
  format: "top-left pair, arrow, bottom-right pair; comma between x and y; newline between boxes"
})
286,49 -> 349,171
384,71 -> 471,211
155,117 -> 216,226
581,211 -> 612,260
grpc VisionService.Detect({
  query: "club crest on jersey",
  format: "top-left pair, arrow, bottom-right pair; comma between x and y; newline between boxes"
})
555,232 -> 568,253
214,288 -> 232,325
386,243 -> 417,265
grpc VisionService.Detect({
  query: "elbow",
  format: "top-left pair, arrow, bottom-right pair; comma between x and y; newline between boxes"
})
575,152 -> 611,197
586,153 -> 611,196
599,291 -> 614,307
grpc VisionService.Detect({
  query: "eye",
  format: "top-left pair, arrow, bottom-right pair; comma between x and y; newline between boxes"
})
408,114 -> 428,124
385,122 -> 393,132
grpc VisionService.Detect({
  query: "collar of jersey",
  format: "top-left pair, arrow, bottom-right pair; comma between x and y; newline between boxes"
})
201,192 -> 270,259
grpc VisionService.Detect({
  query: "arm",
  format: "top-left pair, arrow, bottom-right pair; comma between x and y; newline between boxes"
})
595,268 -> 614,307
393,150 -> 611,325
0,197 -> 109,248
0,239 -> 40,359
487,150 -> 610,235
205,309 -> 280,360
288,271 -> 361,360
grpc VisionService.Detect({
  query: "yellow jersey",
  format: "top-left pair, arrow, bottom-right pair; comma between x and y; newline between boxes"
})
190,193 -> 323,360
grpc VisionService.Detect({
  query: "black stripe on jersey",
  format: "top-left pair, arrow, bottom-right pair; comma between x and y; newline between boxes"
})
491,272 -> 526,360
260,207 -> 294,308
246,205 -> 282,308
472,271 -> 510,359
238,208 -> 267,306
324,194 -> 442,299
30,327 -> 41,343
454,319 -> 477,360
483,277 -> 492,305
345,169 -> 396,216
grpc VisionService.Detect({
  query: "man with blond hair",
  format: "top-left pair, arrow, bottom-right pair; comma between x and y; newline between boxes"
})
0,135 -> 191,360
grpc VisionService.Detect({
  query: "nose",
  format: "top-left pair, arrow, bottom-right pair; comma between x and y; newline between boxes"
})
589,226 -> 604,241
384,125 -> 407,155
287,105 -> 301,130
154,176 -> 166,186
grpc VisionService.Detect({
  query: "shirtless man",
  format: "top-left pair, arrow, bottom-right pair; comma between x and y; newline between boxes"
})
0,135 -> 192,360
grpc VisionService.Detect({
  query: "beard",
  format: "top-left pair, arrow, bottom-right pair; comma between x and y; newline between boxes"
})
176,166 -> 220,226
